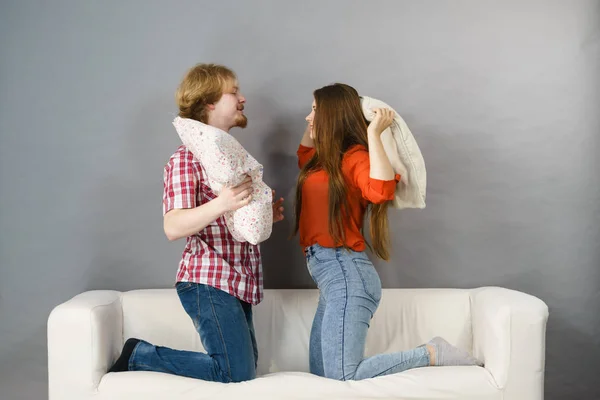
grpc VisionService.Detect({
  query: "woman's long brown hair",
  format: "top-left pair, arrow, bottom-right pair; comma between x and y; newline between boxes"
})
293,83 -> 392,260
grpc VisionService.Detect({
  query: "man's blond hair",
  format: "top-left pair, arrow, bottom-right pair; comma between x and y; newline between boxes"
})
175,64 -> 237,123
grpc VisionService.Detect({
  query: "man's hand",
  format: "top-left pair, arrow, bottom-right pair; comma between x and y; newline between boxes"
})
217,176 -> 254,213
272,190 -> 284,223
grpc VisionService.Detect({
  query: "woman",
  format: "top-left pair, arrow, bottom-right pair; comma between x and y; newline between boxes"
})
294,83 -> 482,380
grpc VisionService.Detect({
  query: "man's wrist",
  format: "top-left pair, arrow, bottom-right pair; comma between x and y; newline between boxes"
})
211,196 -> 228,216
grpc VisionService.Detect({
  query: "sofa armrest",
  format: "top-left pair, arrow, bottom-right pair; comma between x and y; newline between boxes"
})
470,286 -> 549,400
48,290 -> 123,400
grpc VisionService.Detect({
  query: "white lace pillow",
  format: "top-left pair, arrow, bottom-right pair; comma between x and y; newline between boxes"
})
172,117 -> 273,244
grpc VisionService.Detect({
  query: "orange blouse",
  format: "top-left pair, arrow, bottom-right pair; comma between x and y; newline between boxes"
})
297,144 -> 400,251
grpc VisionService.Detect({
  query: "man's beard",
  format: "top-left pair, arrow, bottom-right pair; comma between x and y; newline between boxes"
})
234,114 -> 248,129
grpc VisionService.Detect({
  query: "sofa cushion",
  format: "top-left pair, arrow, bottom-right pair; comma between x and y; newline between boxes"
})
99,367 -> 500,400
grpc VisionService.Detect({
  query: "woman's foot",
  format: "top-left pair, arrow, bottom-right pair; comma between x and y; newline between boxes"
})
108,338 -> 141,372
426,337 -> 483,367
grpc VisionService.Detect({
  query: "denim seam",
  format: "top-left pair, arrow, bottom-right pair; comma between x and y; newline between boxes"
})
371,350 -> 430,378
313,245 -> 336,263
241,301 -> 258,372
176,282 -> 195,295
132,363 -> 156,369
352,259 -> 381,303
206,286 -> 232,381
335,250 -> 350,381
128,341 -> 143,371
314,296 -> 325,376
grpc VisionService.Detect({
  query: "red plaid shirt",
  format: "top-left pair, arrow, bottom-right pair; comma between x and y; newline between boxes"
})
163,145 -> 263,305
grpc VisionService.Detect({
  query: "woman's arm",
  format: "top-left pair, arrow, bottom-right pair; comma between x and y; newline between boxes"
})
367,108 -> 395,180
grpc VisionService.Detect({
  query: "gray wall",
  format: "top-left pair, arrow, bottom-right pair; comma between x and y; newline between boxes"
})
1,0 -> 598,398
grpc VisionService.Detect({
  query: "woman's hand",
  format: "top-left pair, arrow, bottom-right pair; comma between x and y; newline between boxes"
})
368,108 -> 394,136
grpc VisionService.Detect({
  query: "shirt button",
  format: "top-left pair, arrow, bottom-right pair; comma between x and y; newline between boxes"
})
249,248 -> 253,253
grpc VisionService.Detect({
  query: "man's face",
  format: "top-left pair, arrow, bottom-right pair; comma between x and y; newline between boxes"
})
211,79 -> 247,130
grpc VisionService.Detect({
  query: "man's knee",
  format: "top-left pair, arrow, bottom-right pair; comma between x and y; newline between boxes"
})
229,364 -> 256,382
220,352 -> 256,383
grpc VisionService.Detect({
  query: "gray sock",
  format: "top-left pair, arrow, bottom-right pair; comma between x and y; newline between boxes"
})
428,337 -> 483,367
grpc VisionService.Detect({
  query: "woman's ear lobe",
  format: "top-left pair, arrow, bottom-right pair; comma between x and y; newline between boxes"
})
207,104 -> 215,110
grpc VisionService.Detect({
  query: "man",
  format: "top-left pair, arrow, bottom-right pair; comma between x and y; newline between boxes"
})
108,64 -> 284,382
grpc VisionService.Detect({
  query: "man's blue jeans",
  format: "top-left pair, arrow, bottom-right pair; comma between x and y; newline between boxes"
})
128,282 -> 258,382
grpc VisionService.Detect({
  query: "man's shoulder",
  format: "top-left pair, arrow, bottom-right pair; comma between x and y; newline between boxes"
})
164,146 -> 205,180
169,145 -> 197,162
165,145 -> 203,167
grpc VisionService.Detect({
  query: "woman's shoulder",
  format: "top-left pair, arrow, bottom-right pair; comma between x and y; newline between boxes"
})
343,144 -> 368,160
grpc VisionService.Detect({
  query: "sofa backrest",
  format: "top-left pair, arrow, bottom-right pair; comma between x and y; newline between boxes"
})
121,288 -> 473,375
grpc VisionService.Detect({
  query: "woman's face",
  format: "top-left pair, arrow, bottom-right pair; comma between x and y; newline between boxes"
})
305,99 -> 316,139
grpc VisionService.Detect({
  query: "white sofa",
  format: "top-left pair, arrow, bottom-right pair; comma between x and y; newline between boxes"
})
48,287 -> 548,400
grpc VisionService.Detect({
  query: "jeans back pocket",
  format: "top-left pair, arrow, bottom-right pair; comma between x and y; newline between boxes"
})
353,259 -> 382,303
